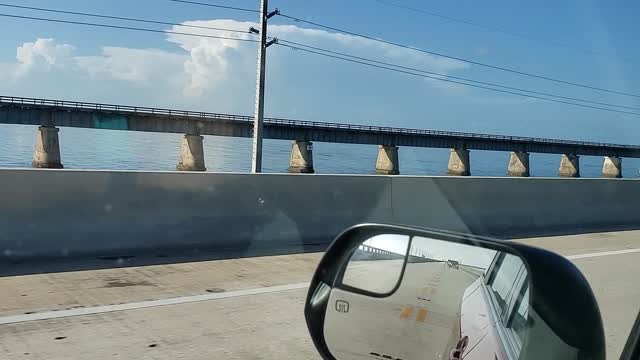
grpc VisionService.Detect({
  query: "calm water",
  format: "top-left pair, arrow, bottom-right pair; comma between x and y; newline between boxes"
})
1,124 -> 639,177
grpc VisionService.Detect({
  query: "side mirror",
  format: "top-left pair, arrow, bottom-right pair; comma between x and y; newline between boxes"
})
305,224 -> 605,360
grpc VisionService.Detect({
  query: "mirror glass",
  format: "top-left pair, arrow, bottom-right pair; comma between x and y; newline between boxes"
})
342,234 -> 410,294
324,234 -> 530,360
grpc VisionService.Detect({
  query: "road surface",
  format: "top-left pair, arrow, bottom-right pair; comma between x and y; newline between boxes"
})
326,260 -> 478,360
0,231 -> 639,359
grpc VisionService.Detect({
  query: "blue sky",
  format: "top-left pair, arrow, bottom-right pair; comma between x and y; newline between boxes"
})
1,0 -> 639,144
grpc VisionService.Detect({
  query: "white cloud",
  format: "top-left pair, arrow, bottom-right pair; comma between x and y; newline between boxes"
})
164,20 -> 258,96
76,47 -> 186,84
0,19 -> 473,115
164,20 -> 465,98
165,20 -> 470,97
15,38 -> 75,74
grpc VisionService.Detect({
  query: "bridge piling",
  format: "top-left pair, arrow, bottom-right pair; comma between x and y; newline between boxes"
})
447,148 -> 470,176
602,156 -> 622,178
559,154 -> 580,177
507,151 -> 530,177
5,97 -> 640,178
288,140 -> 314,173
375,145 -> 399,175
176,134 -> 206,171
32,126 -> 63,169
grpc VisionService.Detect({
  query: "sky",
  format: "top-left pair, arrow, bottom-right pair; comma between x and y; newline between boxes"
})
1,0 -> 639,144
362,234 -> 497,269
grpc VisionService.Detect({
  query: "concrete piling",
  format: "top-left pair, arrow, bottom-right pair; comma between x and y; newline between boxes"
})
602,156 -> 622,178
507,151 -> 530,177
176,134 -> 206,171
32,126 -> 63,169
375,145 -> 399,175
288,140 -> 314,173
558,154 -> 580,177
447,148 -> 470,176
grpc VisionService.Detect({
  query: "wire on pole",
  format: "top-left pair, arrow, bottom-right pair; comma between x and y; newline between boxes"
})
0,13 -> 258,43
276,42 -> 640,117
276,12 -> 640,99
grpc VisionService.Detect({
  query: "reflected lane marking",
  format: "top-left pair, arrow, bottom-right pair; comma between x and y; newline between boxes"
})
399,306 -> 414,319
0,282 -> 309,325
416,308 -> 427,323
566,248 -> 640,260
400,306 -> 428,323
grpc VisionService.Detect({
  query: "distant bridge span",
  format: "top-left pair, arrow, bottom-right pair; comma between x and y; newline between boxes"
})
0,95 -> 637,176
2,95 -> 638,157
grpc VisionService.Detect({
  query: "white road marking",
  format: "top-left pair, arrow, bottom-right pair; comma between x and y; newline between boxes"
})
2,247 -> 638,326
566,248 -> 640,260
0,282 -> 309,325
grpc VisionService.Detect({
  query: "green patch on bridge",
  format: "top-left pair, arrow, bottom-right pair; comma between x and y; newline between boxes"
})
92,114 -> 129,130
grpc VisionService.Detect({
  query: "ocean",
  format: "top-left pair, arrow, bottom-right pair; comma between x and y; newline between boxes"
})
1,124 -> 638,178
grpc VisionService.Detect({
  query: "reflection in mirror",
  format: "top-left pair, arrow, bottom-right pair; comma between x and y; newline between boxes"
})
342,234 -> 410,294
324,234 -> 534,360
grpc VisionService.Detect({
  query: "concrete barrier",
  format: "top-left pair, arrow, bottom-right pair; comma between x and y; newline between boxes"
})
0,169 -> 638,260
0,169 -> 392,259
392,176 -> 640,237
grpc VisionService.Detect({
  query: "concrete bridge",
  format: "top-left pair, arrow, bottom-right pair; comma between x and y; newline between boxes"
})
2,95 -> 638,177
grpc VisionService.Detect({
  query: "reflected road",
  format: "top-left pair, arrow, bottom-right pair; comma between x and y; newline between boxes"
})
326,261 -> 479,360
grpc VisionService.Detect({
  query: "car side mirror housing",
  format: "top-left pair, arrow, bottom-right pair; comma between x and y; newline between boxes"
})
305,224 -> 605,360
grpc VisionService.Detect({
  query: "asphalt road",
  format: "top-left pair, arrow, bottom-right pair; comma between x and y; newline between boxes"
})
0,231 -> 639,360
326,261 -> 479,360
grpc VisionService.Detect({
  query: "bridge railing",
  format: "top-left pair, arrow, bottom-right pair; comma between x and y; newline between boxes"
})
2,95 -> 638,150
0,95 -> 254,122
265,116 -> 638,149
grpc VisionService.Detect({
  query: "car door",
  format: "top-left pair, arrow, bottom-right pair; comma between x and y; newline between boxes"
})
485,252 -> 528,359
460,252 -> 527,360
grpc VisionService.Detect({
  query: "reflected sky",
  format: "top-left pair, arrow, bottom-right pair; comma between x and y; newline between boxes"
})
411,236 -> 497,270
361,233 -> 498,270
362,234 -> 410,255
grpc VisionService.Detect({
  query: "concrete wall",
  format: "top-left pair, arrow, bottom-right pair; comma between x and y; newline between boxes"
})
392,177 -> 640,237
0,170 -> 392,259
1,169 -> 639,260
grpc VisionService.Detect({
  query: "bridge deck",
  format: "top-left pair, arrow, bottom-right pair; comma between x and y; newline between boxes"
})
2,95 -> 639,157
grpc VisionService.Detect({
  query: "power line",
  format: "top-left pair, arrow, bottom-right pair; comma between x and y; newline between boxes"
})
0,13 -> 258,43
375,0 -> 510,31
277,43 -> 640,117
3,6 -> 637,116
372,0 -> 626,61
277,12 -> 640,99
167,0 -> 258,13
277,39 -> 640,112
0,3 -> 253,34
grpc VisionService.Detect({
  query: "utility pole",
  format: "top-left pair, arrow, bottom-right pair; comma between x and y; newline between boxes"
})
251,0 -> 278,173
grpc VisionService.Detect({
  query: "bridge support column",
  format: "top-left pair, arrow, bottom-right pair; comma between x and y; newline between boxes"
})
447,148 -> 470,176
375,145 -> 399,175
507,151 -> 530,177
558,154 -> 580,177
602,156 -> 622,178
32,126 -> 63,169
176,134 -> 206,171
288,140 -> 314,173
